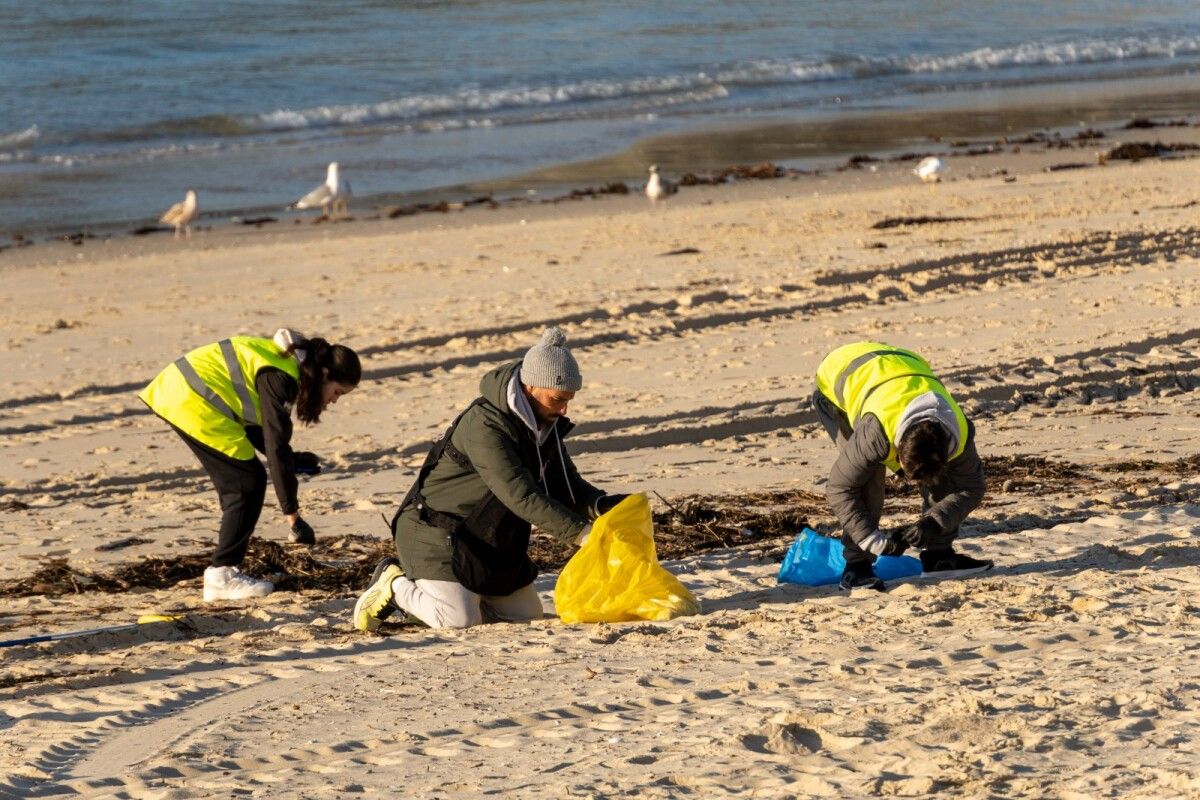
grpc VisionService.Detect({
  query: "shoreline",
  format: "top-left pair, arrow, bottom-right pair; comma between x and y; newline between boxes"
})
3,72 -> 1199,249
474,71 -> 1200,188
4,118 -> 1199,273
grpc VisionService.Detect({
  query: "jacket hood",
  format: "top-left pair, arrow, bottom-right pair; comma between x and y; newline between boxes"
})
895,391 -> 960,457
479,359 -> 521,409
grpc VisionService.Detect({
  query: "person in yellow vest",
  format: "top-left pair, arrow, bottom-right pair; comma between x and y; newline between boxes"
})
140,329 -> 361,601
813,342 -> 991,591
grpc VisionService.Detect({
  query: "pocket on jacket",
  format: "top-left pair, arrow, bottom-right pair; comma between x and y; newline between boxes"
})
394,512 -> 456,582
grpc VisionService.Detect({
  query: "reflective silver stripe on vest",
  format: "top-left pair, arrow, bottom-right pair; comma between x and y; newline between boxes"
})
833,349 -> 915,409
173,356 -> 241,424
219,339 -> 256,424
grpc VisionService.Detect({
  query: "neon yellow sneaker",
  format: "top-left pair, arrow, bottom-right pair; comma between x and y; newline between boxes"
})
353,557 -> 405,633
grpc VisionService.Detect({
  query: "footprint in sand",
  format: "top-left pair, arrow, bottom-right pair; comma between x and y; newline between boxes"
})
743,711 -> 878,755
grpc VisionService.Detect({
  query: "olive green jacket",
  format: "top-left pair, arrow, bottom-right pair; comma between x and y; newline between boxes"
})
394,360 -> 604,583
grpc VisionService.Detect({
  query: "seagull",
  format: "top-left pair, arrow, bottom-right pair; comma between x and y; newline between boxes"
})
914,156 -> 945,187
160,190 -> 198,239
291,162 -> 350,219
645,165 -> 677,205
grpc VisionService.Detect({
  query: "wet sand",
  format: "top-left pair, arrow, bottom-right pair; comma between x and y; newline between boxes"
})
483,73 -> 1200,190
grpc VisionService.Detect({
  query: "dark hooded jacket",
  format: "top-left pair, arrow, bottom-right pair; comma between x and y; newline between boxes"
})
393,360 -> 604,587
813,389 -> 985,554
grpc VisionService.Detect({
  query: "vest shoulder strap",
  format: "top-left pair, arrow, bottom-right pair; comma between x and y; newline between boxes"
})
220,339 -> 258,424
855,372 -> 946,425
833,348 -> 919,409
174,338 -> 260,426
443,438 -> 474,472
391,397 -> 488,533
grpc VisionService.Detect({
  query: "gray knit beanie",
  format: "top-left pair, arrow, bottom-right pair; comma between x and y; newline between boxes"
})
521,327 -> 582,391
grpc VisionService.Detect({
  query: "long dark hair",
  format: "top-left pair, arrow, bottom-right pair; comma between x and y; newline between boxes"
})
285,336 -> 361,424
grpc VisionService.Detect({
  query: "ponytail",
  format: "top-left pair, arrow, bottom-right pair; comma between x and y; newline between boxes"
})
275,330 -> 360,424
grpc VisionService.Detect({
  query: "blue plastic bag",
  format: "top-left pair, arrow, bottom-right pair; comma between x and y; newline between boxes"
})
777,528 -> 922,586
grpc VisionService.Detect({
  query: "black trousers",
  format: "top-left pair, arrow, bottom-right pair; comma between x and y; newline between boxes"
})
174,428 -> 266,567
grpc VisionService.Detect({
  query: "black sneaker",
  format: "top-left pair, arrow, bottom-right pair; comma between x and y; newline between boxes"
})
839,563 -> 886,592
920,549 -> 994,578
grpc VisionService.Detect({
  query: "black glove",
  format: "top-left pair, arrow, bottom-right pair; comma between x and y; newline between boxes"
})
879,530 -> 910,556
594,493 -> 630,517
293,451 -> 322,476
289,517 -> 316,546
862,528 -> 909,556
898,517 -> 942,549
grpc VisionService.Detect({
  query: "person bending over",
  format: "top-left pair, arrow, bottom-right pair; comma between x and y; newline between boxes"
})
812,342 -> 991,592
141,329 -> 360,601
354,327 -> 625,630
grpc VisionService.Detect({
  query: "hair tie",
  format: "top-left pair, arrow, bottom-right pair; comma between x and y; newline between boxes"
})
273,328 -> 308,363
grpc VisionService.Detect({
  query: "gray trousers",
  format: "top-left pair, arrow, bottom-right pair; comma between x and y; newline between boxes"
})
390,576 -> 544,629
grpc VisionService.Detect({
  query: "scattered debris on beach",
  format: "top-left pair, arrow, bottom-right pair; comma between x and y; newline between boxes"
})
680,161 -> 801,186
1150,199 -> 1199,210
94,536 -> 154,552
566,182 -> 629,200
59,231 -> 95,246
844,154 -> 879,168
2,538 -> 390,599
1100,141 -> 1200,163
871,215 -> 976,229
6,454 -> 1198,600
130,225 -> 173,236
35,319 -> 82,334
1123,117 -> 1190,130
385,196 -> 499,218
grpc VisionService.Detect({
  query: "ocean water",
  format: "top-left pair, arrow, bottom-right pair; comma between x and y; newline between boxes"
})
1,0 -> 1199,235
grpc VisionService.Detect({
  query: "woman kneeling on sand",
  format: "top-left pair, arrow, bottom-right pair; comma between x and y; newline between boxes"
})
140,329 -> 361,602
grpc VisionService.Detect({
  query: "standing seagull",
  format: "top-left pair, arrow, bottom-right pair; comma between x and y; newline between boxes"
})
914,156 -> 945,187
645,165 -> 677,205
160,190 -> 198,239
291,162 -> 350,220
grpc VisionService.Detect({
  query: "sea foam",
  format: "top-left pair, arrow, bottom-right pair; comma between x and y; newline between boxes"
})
228,34 -> 1200,136
0,125 -> 40,152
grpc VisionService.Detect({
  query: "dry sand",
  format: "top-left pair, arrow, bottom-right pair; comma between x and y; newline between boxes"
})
2,130 -> 1199,798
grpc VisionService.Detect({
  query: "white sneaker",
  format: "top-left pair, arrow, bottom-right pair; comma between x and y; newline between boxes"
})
203,565 -> 274,602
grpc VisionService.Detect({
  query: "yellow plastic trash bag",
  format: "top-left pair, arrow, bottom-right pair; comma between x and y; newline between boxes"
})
555,493 -> 701,624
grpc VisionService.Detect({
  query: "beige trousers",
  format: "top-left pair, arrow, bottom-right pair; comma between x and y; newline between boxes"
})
390,576 -> 544,629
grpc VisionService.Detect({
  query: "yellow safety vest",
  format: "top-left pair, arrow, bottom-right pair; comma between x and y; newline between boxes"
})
816,341 -> 968,472
140,336 -> 301,460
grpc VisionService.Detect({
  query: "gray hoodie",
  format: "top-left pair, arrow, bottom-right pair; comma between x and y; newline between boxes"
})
894,391 -> 961,458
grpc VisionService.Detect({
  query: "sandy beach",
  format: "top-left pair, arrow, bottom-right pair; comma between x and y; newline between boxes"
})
2,125 -> 1199,798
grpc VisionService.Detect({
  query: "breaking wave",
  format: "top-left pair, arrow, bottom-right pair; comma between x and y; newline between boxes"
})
146,34 -> 1200,139
0,125 -> 40,152
40,32 -> 1200,150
